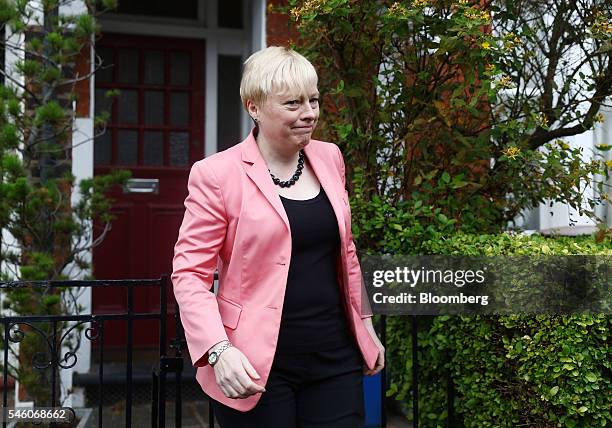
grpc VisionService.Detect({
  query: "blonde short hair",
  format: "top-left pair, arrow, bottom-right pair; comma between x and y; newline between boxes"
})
240,46 -> 318,112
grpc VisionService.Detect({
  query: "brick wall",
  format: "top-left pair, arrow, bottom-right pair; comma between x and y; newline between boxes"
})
74,41 -> 91,118
266,0 -> 296,47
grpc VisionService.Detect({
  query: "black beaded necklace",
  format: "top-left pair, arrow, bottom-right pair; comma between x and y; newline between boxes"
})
269,150 -> 305,188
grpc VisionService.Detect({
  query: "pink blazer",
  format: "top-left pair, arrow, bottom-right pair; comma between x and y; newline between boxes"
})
171,130 -> 378,412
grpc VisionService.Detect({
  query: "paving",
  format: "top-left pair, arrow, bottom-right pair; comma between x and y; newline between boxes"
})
89,400 -> 410,427
2,383 -> 411,427
3,361 -> 412,428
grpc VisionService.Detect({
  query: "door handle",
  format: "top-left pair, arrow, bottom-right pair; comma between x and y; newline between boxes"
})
123,178 -> 159,194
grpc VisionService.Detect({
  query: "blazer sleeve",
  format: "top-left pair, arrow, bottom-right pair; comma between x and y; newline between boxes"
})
171,160 -> 230,367
334,145 -> 373,319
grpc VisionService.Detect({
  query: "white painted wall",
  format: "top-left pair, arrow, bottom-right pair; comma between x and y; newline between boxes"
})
514,109 -> 612,234
62,115 -> 95,408
1,2 -> 37,409
0,16 -> 25,286
593,106 -> 612,226
245,0 -> 267,136
538,130 -> 596,234
205,0 -> 219,158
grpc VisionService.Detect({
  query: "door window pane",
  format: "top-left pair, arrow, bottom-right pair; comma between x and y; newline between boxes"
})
118,90 -> 138,124
143,131 -> 164,166
170,92 -> 189,126
144,50 -> 164,85
118,49 -> 138,84
95,88 -> 114,118
117,130 -> 138,165
94,131 -> 112,165
169,132 -> 189,166
144,91 -> 164,125
95,46 -> 114,83
170,52 -> 190,86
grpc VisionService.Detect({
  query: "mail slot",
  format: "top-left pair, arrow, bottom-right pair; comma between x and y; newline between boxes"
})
123,178 -> 159,194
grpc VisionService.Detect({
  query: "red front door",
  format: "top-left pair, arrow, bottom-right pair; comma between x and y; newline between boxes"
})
92,33 -> 204,349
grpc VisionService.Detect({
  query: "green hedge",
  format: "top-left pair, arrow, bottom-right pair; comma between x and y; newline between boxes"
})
384,232 -> 611,427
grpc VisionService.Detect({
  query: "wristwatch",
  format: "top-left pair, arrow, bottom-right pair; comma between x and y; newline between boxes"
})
208,341 -> 232,366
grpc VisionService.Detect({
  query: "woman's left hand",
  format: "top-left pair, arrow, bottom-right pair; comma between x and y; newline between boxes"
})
362,317 -> 385,376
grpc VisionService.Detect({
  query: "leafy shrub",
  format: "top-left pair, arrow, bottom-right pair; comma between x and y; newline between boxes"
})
384,233 -> 611,427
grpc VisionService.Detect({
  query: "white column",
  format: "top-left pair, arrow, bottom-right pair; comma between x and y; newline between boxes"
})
539,130 -> 598,235
251,0 -> 267,51
594,105 -> 612,226
205,0 -> 219,157
241,0 -> 267,136
61,114 -> 95,408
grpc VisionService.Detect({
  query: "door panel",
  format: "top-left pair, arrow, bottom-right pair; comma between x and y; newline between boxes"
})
92,33 -> 204,350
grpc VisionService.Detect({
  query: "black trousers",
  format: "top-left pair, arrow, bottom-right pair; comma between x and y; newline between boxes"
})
210,339 -> 365,428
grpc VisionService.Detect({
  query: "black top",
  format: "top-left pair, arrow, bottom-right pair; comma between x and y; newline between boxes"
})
276,187 -> 355,354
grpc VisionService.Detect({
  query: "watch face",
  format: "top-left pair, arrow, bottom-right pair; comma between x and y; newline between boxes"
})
209,353 -> 218,365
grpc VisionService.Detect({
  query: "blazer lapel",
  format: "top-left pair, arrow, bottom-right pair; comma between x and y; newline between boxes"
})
241,131 -> 291,232
304,143 -> 347,243
240,130 -> 346,241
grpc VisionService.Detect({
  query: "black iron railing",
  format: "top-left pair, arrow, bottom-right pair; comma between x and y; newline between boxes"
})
0,276 -> 174,428
0,276 -> 442,428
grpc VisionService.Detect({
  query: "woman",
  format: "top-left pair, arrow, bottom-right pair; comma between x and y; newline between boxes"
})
171,46 -> 384,427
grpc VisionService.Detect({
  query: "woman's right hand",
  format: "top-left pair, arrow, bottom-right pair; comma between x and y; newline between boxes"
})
212,347 -> 267,399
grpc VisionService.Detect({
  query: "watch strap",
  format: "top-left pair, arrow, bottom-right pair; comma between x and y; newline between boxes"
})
209,341 -> 232,365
